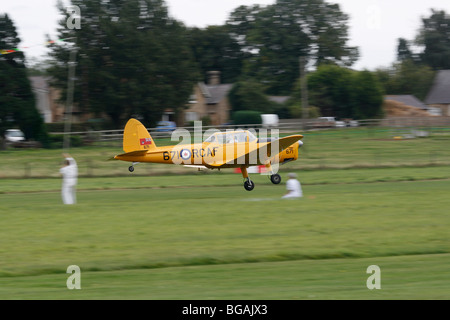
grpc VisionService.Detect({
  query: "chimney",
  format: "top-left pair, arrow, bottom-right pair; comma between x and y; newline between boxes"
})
207,71 -> 221,86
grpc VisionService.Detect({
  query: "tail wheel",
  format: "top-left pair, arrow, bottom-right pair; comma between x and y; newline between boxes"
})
128,166 -> 134,172
244,180 -> 255,191
270,174 -> 281,184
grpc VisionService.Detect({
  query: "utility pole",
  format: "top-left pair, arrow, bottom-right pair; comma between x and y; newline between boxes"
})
63,48 -> 78,152
300,56 -> 309,131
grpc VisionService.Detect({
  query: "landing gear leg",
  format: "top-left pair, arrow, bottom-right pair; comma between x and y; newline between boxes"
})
128,162 -> 140,173
265,162 -> 281,184
241,166 -> 255,191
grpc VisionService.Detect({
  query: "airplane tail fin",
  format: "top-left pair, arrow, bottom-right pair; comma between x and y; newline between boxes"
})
122,118 -> 157,153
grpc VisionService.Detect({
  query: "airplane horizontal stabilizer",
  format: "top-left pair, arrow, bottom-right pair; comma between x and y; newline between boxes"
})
115,150 -> 149,157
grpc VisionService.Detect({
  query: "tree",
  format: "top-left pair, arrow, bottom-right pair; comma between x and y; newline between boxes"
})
290,64 -> 354,118
187,26 -> 246,84
291,64 -> 383,119
48,0 -> 197,128
227,0 -> 359,95
397,38 -> 414,62
375,60 -> 435,101
416,9 -> 450,70
351,70 -> 384,119
306,64 -> 355,118
0,13 -> 46,148
228,79 -> 274,114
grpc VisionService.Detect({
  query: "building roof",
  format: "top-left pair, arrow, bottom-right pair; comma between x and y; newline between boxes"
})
425,70 -> 450,104
385,95 -> 428,110
203,83 -> 233,105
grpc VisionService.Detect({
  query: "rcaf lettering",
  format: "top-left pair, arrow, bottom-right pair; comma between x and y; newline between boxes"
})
163,147 -> 218,161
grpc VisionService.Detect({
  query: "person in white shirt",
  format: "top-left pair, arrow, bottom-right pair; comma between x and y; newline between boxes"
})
282,172 -> 302,199
60,153 -> 78,205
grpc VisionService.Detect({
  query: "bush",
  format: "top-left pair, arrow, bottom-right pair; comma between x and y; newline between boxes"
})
232,110 -> 262,125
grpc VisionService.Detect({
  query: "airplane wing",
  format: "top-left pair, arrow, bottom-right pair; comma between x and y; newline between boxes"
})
209,134 -> 303,168
264,135 -> 303,155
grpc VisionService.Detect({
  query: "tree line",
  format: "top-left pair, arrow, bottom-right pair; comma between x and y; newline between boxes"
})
1,1 -> 450,146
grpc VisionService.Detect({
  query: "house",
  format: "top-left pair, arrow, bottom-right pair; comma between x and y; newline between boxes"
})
184,71 -> 233,126
28,76 -> 86,124
425,70 -> 450,116
28,76 -> 53,123
385,95 -> 428,111
383,95 -> 438,117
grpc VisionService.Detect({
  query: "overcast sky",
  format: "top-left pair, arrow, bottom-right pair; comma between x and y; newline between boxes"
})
1,0 -> 449,70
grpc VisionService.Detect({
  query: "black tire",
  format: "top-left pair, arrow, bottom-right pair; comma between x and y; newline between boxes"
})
270,174 -> 281,184
128,166 -> 134,172
244,180 -> 255,191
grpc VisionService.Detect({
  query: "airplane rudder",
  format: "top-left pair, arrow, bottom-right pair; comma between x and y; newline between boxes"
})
123,118 -> 156,152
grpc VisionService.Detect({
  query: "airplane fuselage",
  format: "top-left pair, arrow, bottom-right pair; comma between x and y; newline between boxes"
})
115,141 -> 299,168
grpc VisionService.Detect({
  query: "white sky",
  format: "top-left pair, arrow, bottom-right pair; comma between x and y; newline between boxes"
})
1,0 -> 449,70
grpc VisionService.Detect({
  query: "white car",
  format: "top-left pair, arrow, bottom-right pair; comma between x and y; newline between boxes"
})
335,121 -> 346,128
5,129 -> 25,143
261,114 -> 279,128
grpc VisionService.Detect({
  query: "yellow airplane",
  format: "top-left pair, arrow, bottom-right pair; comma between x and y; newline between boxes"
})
113,118 -> 303,191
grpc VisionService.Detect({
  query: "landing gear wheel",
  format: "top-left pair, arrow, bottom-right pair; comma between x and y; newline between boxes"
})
270,173 -> 281,184
128,166 -> 134,172
244,180 -> 255,191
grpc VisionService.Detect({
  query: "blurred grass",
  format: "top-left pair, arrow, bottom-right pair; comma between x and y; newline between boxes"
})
0,179 -> 449,277
0,165 -> 449,193
1,128 -> 450,178
0,253 -> 449,299
1,127 -> 449,299
0,177 -> 449,299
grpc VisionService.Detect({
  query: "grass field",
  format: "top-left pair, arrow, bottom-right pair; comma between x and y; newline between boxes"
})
0,128 -> 449,300
0,168 -> 449,299
1,128 -> 450,178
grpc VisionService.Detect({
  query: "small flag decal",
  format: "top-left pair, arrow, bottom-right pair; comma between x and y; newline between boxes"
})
140,138 -> 152,146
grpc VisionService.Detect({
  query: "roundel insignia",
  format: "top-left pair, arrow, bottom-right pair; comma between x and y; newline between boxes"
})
180,149 -> 191,160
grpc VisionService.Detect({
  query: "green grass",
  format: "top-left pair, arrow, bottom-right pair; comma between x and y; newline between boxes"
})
1,128 -> 450,178
1,254 -> 449,299
0,172 -> 449,299
0,165 -> 449,193
1,129 -> 449,300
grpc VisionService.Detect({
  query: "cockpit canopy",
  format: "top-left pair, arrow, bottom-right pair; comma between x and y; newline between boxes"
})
204,130 -> 257,144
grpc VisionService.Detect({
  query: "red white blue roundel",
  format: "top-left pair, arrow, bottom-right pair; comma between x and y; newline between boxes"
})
180,149 -> 191,160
